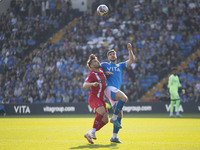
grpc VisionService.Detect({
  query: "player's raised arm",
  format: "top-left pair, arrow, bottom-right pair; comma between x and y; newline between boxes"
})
126,43 -> 135,67
83,82 -> 99,89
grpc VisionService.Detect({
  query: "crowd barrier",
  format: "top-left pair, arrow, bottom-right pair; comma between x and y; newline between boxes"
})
4,102 -> 200,115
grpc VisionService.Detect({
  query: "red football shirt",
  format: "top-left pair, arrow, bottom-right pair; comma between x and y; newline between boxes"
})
85,69 -> 106,100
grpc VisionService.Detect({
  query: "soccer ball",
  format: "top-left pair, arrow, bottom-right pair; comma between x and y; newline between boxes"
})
97,4 -> 109,17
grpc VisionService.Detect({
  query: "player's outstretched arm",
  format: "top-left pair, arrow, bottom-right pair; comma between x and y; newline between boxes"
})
126,43 -> 135,67
83,82 -> 99,89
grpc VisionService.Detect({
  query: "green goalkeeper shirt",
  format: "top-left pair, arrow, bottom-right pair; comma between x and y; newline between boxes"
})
168,74 -> 181,93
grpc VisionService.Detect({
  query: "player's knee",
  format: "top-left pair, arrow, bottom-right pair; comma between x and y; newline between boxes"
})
104,114 -> 109,124
105,117 -> 109,124
122,96 -> 128,102
97,106 -> 106,115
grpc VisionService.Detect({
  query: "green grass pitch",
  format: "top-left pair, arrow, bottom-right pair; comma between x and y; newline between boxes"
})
0,114 -> 200,150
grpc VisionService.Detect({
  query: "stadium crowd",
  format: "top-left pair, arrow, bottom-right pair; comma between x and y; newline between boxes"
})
0,0 -> 75,69
0,0 -> 199,105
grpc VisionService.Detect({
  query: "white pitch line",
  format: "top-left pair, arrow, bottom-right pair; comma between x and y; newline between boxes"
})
0,139 -> 200,145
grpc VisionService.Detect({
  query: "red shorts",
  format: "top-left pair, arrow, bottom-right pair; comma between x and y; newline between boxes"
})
88,94 -> 108,114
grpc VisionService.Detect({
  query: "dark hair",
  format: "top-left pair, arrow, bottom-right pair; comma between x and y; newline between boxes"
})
87,54 -> 97,68
171,67 -> 177,71
107,49 -> 116,57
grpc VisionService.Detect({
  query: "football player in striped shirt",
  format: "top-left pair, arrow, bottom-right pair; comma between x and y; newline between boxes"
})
83,54 -> 109,144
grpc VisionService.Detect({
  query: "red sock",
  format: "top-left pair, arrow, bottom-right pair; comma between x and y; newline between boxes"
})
93,113 -> 103,129
96,121 -> 106,131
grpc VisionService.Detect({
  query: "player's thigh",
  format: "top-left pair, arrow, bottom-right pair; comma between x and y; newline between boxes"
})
170,91 -> 179,100
105,86 -> 118,107
115,90 -> 128,102
96,106 -> 109,123
102,113 -> 109,123
96,106 -> 107,115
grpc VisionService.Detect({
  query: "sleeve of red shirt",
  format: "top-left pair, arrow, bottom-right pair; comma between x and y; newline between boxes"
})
85,73 -> 95,83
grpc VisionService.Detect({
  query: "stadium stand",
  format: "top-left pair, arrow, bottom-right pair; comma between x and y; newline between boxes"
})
0,0 -> 199,104
149,52 -> 200,103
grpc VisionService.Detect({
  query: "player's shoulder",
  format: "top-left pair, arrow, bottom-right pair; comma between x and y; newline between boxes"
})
88,71 -> 95,76
118,61 -> 127,67
169,74 -> 172,78
99,69 -> 106,76
119,61 -> 126,64
101,62 -> 109,66
169,74 -> 174,79
100,68 -> 104,72
101,62 -> 110,68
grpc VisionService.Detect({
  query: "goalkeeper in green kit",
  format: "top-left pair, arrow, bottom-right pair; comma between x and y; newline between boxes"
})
168,67 -> 185,117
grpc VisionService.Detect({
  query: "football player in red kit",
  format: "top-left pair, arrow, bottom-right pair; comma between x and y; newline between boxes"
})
83,54 -> 109,144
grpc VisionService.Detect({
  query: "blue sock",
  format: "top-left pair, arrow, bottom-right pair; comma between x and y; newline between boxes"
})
113,117 -> 122,133
114,100 -> 125,115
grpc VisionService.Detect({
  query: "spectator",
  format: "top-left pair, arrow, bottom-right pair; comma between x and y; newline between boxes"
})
49,93 -> 56,103
32,88 -> 39,103
27,92 -> 33,103
13,84 -> 23,103
62,92 -> 70,103
37,74 -> 44,89
195,81 -> 200,102
46,93 -> 51,103
56,92 -> 62,103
